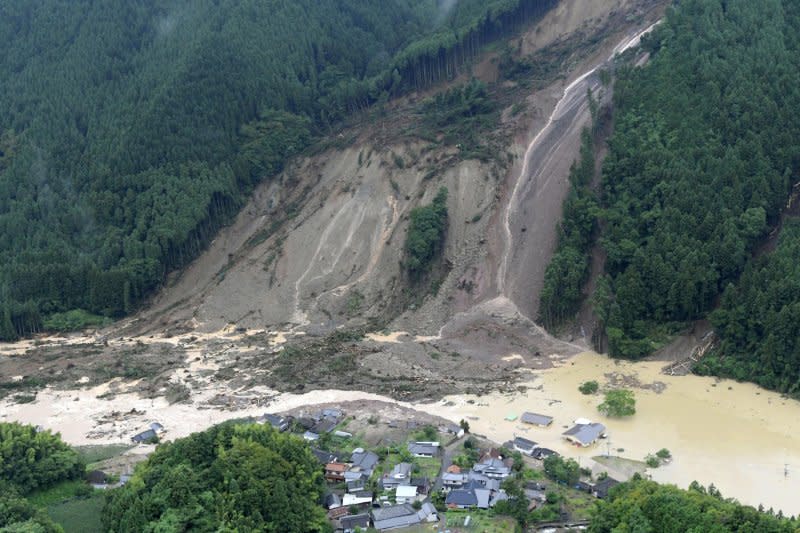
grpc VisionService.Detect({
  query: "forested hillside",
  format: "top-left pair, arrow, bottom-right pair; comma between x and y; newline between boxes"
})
0,0 -> 557,339
698,220 -> 800,395
564,0 -> 800,360
590,477 -> 797,532
102,422 -> 328,532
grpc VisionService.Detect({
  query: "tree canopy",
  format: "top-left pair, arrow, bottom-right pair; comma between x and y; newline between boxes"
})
101,422 -> 329,533
546,0 -> 800,376
589,477 -> 798,532
597,389 -> 636,418
0,422 -> 84,495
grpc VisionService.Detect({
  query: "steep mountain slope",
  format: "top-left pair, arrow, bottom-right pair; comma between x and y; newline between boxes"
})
0,0 -> 558,339
129,0 -> 665,350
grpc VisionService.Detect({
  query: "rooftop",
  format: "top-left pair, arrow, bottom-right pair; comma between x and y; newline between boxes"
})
520,412 -> 553,426
563,422 -> 606,445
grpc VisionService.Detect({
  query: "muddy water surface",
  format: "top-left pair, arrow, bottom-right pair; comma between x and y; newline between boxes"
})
432,351 -> 800,515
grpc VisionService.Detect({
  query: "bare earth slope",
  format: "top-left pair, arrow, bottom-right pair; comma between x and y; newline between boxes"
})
133,0 -> 663,346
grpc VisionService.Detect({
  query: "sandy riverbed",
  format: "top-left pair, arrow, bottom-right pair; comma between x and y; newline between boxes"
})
2,347 -> 799,514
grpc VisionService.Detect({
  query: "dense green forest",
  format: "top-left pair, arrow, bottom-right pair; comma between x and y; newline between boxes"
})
589,477 -> 797,532
554,0 -> 800,359
0,422 -> 85,532
102,422 -> 329,532
697,219 -> 800,395
405,186 -> 449,279
0,0 -> 558,339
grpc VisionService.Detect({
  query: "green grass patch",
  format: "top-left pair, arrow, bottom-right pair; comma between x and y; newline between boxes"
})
414,456 -> 442,480
27,480 -> 91,507
75,443 -> 133,466
556,485 -> 598,520
445,510 -> 516,532
47,493 -> 105,533
43,309 -> 112,332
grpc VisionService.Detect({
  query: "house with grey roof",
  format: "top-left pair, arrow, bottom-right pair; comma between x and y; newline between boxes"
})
407,441 -> 440,458
131,429 -> 157,443
446,488 -> 478,508
346,478 -> 366,493
350,449 -> 380,476
520,412 -> 553,427
311,448 -> 338,464
512,436 -> 538,456
341,513 -> 371,533
257,413 -> 289,432
371,504 -> 421,531
380,462 -> 412,490
563,422 -> 607,447
593,477 -> 620,499
442,471 -> 468,490
532,447 -> 558,460
417,502 -> 438,523
471,457 -> 511,479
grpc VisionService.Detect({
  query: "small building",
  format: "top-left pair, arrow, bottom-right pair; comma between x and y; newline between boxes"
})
322,408 -> 343,420
532,447 -> 558,460
417,502 -> 438,523
381,462 -> 412,490
346,478 -> 366,493
371,504 -> 421,531
512,436 -> 537,456
410,477 -> 430,496
131,429 -> 157,443
258,413 -> 289,432
325,493 -> 342,510
312,418 -> 337,435
343,491 -> 373,508
341,513 -> 371,533
563,422 -> 607,447
395,485 -> 417,504
593,477 -> 621,499
350,449 -> 380,477
520,412 -> 553,427
446,488 -> 478,509
407,441 -> 440,458
471,457 -> 511,479
442,472 -> 468,490
303,431 -> 320,442
87,470 -> 108,489
149,422 -> 165,433
312,448 -> 338,464
325,462 -> 348,483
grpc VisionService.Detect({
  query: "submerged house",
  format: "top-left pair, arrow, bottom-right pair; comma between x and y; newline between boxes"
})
563,422 -> 607,447
520,412 -> 553,427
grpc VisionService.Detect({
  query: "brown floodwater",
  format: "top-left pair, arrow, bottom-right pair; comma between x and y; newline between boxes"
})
431,351 -> 800,515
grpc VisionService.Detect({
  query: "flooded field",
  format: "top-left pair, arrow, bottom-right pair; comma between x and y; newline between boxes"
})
433,351 -> 800,515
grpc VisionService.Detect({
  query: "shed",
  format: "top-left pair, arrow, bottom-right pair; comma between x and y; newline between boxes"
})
520,412 -> 553,427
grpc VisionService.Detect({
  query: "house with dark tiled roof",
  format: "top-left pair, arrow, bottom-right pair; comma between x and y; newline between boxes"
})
341,513 -> 371,533
371,504 -> 421,531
